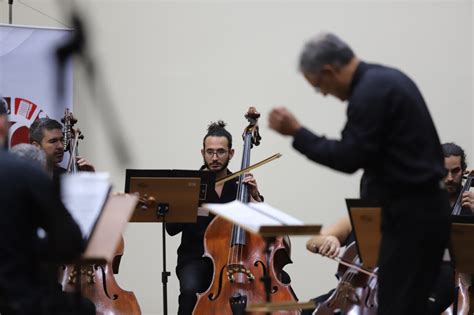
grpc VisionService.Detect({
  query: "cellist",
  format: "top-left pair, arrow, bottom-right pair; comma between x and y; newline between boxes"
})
29,117 -> 95,185
441,142 -> 474,315
166,121 -> 264,315
442,142 -> 474,213
303,214 -> 455,315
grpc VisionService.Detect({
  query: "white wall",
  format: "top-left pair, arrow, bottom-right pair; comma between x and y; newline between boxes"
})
1,1 -> 472,314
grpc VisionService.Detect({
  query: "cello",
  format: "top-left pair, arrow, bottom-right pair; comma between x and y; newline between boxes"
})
442,173 -> 474,315
193,107 -> 298,315
313,242 -> 378,315
58,108 -> 141,315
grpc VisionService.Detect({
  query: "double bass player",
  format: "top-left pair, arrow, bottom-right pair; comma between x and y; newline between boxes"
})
166,120 -> 263,315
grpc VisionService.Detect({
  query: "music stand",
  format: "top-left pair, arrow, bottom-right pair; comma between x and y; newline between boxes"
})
449,216 -> 474,314
125,169 -> 213,315
450,217 -> 474,273
83,193 -> 138,261
346,199 -> 382,269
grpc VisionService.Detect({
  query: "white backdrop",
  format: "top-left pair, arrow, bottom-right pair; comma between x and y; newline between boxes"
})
0,24 -> 72,146
0,1 -> 472,315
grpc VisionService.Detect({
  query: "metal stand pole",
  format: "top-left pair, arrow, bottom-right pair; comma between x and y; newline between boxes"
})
8,0 -> 14,24
157,203 -> 170,315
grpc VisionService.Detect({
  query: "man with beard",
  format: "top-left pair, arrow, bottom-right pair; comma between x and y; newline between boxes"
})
166,121 -> 262,315
443,142 -> 474,214
29,118 -> 95,182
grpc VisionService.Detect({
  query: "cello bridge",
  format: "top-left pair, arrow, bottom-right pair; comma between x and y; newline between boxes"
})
67,265 -> 96,285
227,264 -> 255,283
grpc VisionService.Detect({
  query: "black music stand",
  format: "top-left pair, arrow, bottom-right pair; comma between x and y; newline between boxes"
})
449,216 -> 474,314
124,169 -> 215,315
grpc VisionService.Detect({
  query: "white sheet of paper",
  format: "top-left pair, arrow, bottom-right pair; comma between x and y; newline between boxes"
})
203,200 -> 303,233
60,172 -> 111,240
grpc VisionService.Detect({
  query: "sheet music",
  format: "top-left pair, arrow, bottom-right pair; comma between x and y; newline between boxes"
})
203,200 -> 303,233
61,172 -> 111,240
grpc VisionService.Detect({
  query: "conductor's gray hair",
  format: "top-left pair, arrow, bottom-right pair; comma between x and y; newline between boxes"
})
299,32 -> 355,74
10,143 -> 47,170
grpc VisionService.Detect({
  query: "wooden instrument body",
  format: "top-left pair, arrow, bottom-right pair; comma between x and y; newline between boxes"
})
58,237 -> 141,315
193,216 -> 298,315
313,243 -> 377,315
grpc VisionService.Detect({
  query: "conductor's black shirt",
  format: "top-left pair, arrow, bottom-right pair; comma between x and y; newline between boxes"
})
166,169 -> 238,269
293,62 -> 446,200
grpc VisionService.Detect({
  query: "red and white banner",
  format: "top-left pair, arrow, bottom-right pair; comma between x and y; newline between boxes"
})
0,24 -> 73,147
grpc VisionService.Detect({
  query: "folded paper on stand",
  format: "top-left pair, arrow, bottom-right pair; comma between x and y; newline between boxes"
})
61,172 -> 111,240
202,200 -> 321,236
61,172 -> 138,261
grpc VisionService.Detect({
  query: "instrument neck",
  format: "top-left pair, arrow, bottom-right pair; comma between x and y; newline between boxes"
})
231,133 -> 253,247
236,133 -> 252,203
452,176 -> 473,215
67,134 -> 80,174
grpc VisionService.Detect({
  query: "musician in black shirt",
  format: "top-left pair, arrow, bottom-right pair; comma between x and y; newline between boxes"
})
443,142 -> 474,214
269,32 -> 450,315
166,121 -> 262,315
304,216 -> 454,315
29,118 -> 95,180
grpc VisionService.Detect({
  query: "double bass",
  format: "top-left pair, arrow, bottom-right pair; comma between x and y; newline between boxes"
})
442,173 -> 474,315
193,107 -> 298,315
313,242 -> 378,315
58,108 -> 141,315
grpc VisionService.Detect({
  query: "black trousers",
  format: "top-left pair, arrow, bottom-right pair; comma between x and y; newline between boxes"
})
427,262 -> 455,314
176,258 -> 213,315
0,291 -> 95,315
377,188 -> 450,315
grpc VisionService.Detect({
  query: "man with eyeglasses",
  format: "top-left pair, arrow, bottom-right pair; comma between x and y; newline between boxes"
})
268,32 -> 450,315
166,120 -> 262,315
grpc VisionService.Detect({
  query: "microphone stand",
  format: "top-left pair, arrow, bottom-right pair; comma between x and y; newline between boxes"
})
8,0 -> 13,24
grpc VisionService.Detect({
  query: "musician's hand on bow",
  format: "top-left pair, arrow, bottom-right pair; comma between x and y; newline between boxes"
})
243,173 -> 262,202
76,156 -> 95,172
268,107 -> 302,136
318,235 -> 341,258
306,235 -> 324,253
307,235 -> 341,258
462,191 -> 474,213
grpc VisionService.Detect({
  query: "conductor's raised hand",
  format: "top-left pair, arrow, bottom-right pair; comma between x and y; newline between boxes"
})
268,107 -> 302,136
